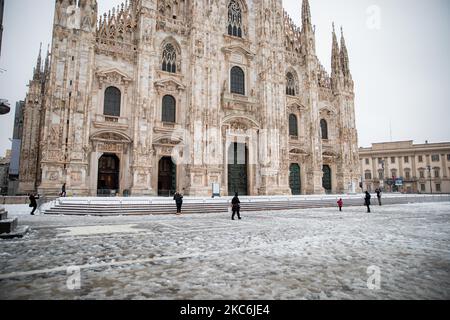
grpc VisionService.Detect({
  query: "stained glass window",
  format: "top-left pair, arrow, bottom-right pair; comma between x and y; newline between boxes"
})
162,95 -> 176,123
162,43 -> 177,73
228,0 -> 243,37
104,87 -> 121,117
230,66 -> 245,95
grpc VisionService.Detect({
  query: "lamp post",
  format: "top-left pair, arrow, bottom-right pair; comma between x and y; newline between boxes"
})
427,165 -> 433,194
0,99 -> 10,115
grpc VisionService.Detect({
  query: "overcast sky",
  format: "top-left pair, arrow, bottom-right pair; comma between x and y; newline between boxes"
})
0,0 -> 449,158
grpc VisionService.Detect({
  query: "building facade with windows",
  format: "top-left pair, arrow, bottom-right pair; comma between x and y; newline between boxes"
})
359,141 -> 450,194
18,0 -> 359,196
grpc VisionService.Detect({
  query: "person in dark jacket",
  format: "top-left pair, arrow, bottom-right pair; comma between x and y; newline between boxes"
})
60,183 -> 67,197
375,188 -> 382,206
364,191 -> 372,213
173,192 -> 183,215
231,193 -> 241,220
29,193 -> 40,215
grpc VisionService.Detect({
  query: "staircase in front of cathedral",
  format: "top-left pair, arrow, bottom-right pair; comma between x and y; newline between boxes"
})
43,195 -> 450,216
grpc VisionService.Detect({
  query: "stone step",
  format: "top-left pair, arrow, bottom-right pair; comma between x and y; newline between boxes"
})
0,210 -> 7,221
0,226 -> 30,239
0,218 -> 18,234
42,196 -> 450,217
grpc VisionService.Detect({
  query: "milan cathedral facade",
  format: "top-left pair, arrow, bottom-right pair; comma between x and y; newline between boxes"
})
18,0 -> 360,197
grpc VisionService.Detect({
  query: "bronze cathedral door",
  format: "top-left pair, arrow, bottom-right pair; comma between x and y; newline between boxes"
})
97,154 -> 120,196
228,143 -> 248,196
158,157 -> 176,197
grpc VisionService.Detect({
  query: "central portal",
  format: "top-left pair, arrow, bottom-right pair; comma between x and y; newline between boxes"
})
228,142 -> 248,196
158,157 -> 176,197
97,154 -> 120,196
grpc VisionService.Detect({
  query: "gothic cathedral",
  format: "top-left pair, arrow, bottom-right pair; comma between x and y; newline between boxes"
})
18,0 -> 360,197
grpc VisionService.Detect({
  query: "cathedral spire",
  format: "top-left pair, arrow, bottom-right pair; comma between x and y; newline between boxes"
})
331,23 -> 342,92
301,0 -> 316,55
33,43 -> 43,80
302,0 -> 312,32
44,44 -> 51,78
340,26 -> 350,77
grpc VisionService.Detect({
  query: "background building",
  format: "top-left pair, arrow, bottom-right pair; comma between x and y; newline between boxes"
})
0,149 -> 11,195
8,101 -> 25,195
360,141 -> 450,194
18,0 -> 360,197
0,0 -> 4,56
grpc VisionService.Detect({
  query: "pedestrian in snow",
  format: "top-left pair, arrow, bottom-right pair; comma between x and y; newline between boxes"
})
337,198 -> 343,212
364,191 -> 372,213
29,193 -> 40,215
376,188 -> 382,206
60,183 -> 66,197
231,193 -> 241,220
173,191 -> 183,215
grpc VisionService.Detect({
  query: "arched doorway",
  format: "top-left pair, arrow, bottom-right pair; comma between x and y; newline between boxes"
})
97,154 -> 120,196
289,164 -> 301,195
228,142 -> 248,196
158,157 -> 176,197
322,165 -> 332,194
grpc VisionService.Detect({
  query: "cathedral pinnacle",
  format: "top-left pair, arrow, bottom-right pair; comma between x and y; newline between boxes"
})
340,26 -> 350,78
33,43 -> 43,80
302,0 -> 312,31
331,23 -> 342,92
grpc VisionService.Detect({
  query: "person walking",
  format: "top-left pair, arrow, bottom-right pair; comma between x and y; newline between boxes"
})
173,191 -> 183,215
337,198 -> 344,212
231,193 -> 241,220
364,191 -> 372,213
376,188 -> 382,206
60,183 -> 67,197
29,193 -> 40,216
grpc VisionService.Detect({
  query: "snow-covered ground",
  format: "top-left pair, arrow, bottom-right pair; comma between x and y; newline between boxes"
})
0,202 -> 449,300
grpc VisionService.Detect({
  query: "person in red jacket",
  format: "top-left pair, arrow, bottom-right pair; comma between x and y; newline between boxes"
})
337,198 -> 344,212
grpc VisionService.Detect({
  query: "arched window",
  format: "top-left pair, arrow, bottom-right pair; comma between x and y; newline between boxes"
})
230,66 -> 245,95
162,43 -> 177,73
320,119 -> 328,140
289,114 -> 298,136
104,86 -> 121,117
286,72 -> 296,96
162,95 -> 176,123
228,0 -> 243,38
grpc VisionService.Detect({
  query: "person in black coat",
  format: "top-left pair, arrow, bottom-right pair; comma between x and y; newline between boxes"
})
364,191 -> 372,213
231,193 -> 241,220
60,183 -> 67,197
173,192 -> 183,215
29,193 -> 40,215
375,188 -> 382,206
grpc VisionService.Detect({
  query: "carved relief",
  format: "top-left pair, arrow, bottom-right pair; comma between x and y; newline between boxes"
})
98,143 -> 124,153
71,171 -> 82,185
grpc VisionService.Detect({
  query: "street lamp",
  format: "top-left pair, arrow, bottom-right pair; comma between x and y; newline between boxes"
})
0,99 -> 10,115
427,165 -> 433,194
380,159 -> 385,192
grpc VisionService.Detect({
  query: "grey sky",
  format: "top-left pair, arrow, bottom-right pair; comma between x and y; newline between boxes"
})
0,0 -> 449,158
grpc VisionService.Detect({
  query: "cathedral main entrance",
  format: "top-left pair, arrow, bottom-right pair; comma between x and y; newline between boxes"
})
289,164 -> 302,195
97,154 -> 120,196
322,165 -> 332,194
228,143 -> 248,196
158,157 -> 176,197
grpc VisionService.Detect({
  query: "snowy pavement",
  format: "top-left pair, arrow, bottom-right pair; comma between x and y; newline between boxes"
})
0,202 -> 449,300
